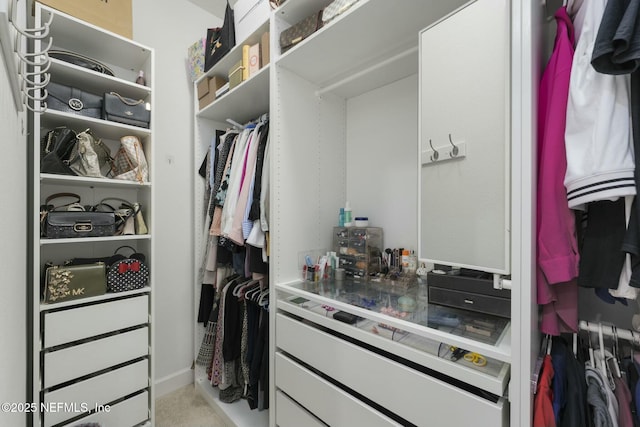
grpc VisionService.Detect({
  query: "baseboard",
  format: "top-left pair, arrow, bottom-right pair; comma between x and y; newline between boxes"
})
154,367 -> 194,398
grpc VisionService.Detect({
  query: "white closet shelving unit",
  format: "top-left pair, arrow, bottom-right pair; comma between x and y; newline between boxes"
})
30,4 -> 154,427
192,0 -> 541,426
192,5 -> 270,427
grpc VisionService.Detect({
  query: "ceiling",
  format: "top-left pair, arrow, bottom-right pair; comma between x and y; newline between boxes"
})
186,0 -> 238,19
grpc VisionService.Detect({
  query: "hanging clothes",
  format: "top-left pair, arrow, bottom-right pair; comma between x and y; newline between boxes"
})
534,355 -> 557,427
585,365 -> 619,427
591,0 -> 640,294
564,0 -> 635,211
537,6 -> 579,335
558,338 -> 588,427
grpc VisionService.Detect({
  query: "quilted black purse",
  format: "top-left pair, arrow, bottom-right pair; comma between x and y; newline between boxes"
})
106,246 -> 150,292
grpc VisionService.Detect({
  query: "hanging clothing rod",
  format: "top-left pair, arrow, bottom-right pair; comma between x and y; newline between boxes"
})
315,45 -> 418,97
579,320 -> 640,346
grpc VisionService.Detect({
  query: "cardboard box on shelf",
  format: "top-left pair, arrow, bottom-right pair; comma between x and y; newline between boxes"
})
36,0 -> 132,39
198,75 -> 227,110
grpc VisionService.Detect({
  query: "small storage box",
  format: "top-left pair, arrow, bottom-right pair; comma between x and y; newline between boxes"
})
332,226 -> 383,279
426,270 -> 511,318
197,75 -> 228,110
228,60 -> 244,90
234,0 -> 270,44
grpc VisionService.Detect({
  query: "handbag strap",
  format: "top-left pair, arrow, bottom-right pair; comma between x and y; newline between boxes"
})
114,245 -> 137,257
44,192 -> 81,210
109,91 -> 144,106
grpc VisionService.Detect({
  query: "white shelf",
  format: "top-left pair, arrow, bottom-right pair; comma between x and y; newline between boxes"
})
197,65 -> 269,123
275,0 -> 468,97
41,173 -> 151,189
277,281 -> 511,363
40,109 -> 151,140
40,235 -> 151,245
195,376 -> 269,427
48,58 -> 151,100
41,5 -> 151,72
40,287 -> 151,312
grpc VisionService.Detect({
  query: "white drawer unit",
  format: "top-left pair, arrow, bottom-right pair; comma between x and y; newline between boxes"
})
275,390 -> 327,427
43,295 -> 149,348
276,353 -> 400,427
43,359 -> 149,427
66,391 -> 149,427
276,313 -> 507,427
44,326 -> 149,388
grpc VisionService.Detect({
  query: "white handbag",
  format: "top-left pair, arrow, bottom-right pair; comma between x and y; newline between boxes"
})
68,129 -> 111,178
322,0 -> 359,24
111,135 -> 149,183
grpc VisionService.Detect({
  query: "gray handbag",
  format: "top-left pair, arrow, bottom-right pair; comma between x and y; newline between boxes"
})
103,92 -> 150,128
68,129 -> 112,178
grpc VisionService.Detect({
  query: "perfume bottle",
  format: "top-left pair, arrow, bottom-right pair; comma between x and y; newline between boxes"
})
136,70 -> 146,86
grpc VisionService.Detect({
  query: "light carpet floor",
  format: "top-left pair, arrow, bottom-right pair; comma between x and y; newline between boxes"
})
155,384 -> 225,427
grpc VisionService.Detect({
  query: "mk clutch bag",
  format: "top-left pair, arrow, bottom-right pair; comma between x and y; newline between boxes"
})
46,81 -> 103,119
44,263 -> 107,303
45,211 -> 116,239
103,92 -> 151,128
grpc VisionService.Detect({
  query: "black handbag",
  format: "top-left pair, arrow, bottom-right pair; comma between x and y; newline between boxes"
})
45,211 -> 116,239
103,92 -> 151,128
40,126 -> 78,176
205,1 -> 235,71
46,81 -> 103,119
106,246 -> 150,292
49,49 -> 115,76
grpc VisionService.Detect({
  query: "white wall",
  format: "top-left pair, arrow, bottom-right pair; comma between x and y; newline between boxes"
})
0,9 -> 27,426
132,0 -> 219,397
346,75 -> 419,251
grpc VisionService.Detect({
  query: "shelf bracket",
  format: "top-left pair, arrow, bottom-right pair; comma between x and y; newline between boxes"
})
493,274 -> 512,290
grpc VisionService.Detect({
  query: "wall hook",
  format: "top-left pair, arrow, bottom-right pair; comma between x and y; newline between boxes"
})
448,133 -> 459,158
429,139 -> 439,162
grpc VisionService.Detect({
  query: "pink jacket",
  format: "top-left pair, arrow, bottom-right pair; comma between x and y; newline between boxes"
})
536,7 -> 579,335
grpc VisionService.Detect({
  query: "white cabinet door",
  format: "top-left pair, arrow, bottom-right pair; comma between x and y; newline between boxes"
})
419,0 -> 510,274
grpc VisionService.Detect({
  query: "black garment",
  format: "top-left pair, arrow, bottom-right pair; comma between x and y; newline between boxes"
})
591,0 -> 640,287
556,337 -> 588,427
248,244 -> 269,274
248,304 -> 267,410
222,278 -> 244,362
249,121 -> 269,221
578,199 -> 627,289
197,284 -> 215,323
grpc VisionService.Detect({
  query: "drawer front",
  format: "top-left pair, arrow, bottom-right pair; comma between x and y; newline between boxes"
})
43,359 -> 148,427
276,313 -> 506,427
429,286 -> 510,318
43,295 -> 149,348
276,390 -> 326,427
68,391 -> 149,427
276,353 -> 399,427
44,327 -> 149,388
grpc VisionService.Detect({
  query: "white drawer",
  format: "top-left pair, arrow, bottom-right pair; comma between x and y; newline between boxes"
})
276,353 -> 398,427
43,359 -> 148,427
276,313 -> 507,427
276,390 -> 326,427
44,327 -> 149,388
43,295 -> 149,348
66,391 -> 149,427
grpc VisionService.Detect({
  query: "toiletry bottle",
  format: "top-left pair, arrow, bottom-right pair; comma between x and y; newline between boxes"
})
339,208 -> 345,227
136,70 -> 146,86
344,201 -> 352,226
